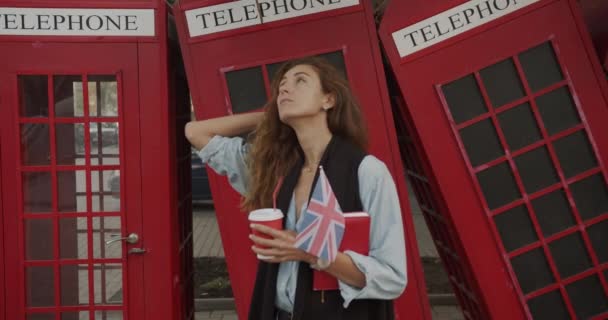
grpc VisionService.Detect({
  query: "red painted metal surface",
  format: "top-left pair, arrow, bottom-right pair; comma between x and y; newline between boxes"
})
172,0 -> 432,318
0,1 -> 186,319
380,0 -> 608,319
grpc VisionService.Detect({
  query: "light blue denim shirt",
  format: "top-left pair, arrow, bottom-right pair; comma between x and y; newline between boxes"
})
198,135 -> 407,311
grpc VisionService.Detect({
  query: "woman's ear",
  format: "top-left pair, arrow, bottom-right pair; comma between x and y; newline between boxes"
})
322,93 -> 336,110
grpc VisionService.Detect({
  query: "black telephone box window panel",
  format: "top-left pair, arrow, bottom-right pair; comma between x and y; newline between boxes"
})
531,189 -> 576,237
267,51 -> 347,84
497,102 -> 542,151
535,87 -> 581,136
566,275 -> 608,319
267,61 -> 286,83
570,174 -> 608,221
587,220 -> 608,263
553,131 -> 598,179
518,42 -> 564,92
317,51 -> 347,80
441,74 -> 488,124
19,75 -> 49,118
225,67 -> 267,114
494,205 -> 538,252
604,271 -> 608,285
511,248 -> 555,294
548,232 -> 593,279
514,147 -> 559,194
479,59 -> 525,108
459,119 -> 504,167
527,290 -> 570,320
477,163 -> 521,210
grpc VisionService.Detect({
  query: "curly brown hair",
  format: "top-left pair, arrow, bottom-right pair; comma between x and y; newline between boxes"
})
242,56 -> 368,211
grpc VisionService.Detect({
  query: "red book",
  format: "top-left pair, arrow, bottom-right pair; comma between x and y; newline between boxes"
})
313,212 -> 370,291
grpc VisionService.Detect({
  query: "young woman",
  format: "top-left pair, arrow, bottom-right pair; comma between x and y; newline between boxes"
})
185,57 -> 406,320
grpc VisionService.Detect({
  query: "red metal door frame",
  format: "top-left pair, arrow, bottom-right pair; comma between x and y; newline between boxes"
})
380,0 -> 608,318
0,42 -> 145,320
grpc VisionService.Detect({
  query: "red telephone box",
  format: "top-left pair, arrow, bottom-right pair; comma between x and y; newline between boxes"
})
0,2 -> 193,319
380,0 -> 608,319
171,0 -> 432,318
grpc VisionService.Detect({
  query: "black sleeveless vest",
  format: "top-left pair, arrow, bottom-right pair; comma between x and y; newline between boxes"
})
248,136 -> 395,320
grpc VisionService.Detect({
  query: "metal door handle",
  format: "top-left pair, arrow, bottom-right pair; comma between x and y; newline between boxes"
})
106,233 -> 139,245
128,248 -> 147,255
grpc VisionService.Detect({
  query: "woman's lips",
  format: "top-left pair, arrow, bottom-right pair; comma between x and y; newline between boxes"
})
279,98 -> 293,106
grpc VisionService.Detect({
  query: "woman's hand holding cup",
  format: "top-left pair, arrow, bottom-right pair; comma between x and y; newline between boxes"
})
249,224 -> 316,264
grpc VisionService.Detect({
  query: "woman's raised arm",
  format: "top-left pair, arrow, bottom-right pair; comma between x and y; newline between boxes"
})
185,112 -> 265,150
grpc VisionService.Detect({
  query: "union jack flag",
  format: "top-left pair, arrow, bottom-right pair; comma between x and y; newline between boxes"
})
295,166 -> 345,263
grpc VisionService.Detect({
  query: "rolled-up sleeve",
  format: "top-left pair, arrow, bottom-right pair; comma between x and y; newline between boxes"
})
196,135 -> 250,196
339,155 -> 407,307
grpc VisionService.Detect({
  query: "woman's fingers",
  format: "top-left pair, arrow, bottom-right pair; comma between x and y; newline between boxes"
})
249,234 -> 293,249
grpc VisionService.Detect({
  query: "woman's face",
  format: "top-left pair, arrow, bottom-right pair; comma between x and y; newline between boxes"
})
276,64 -> 333,124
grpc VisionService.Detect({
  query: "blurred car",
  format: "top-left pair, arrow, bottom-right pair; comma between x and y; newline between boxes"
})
107,149 -> 213,203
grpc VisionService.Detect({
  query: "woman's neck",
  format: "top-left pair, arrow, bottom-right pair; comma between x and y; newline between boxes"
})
293,124 -> 332,168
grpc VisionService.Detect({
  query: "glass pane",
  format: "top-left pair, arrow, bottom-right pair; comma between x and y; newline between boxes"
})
27,266 -> 55,307
514,147 -> 559,194
497,102 -> 542,151
54,75 -> 84,117
61,312 -> 89,320
459,119 -> 504,167
88,75 -> 118,117
566,275 -> 608,319
93,217 -> 122,259
94,311 -> 123,320
531,189 -> 575,237
23,172 -> 52,213
267,61 -> 286,83
91,122 -> 119,165
21,123 -> 50,166
510,248 -> 554,294
92,171 -> 120,212
494,205 -> 537,252
57,170 -> 87,213
59,218 -> 88,260
553,131 -> 597,179
570,174 -> 608,221
548,232 -> 592,278
441,74 -> 488,124
587,220 -> 608,263
19,75 -> 49,118
479,58 -> 525,108
60,264 -> 89,306
477,163 -> 521,210
225,67 -> 267,114
519,42 -> 563,92
94,264 -> 123,305
56,123 -> 86,165
317,51 -> 347,79
27,314 -> 55,320
527,290 -> 570,320
25,219 -> 54,260
536,87 -> 580,136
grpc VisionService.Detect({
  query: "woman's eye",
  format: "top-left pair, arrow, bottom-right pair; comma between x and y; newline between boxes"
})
297,78 -> 306,84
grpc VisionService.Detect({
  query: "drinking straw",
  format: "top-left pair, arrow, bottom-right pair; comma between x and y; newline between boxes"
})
273,176 -> 284,210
